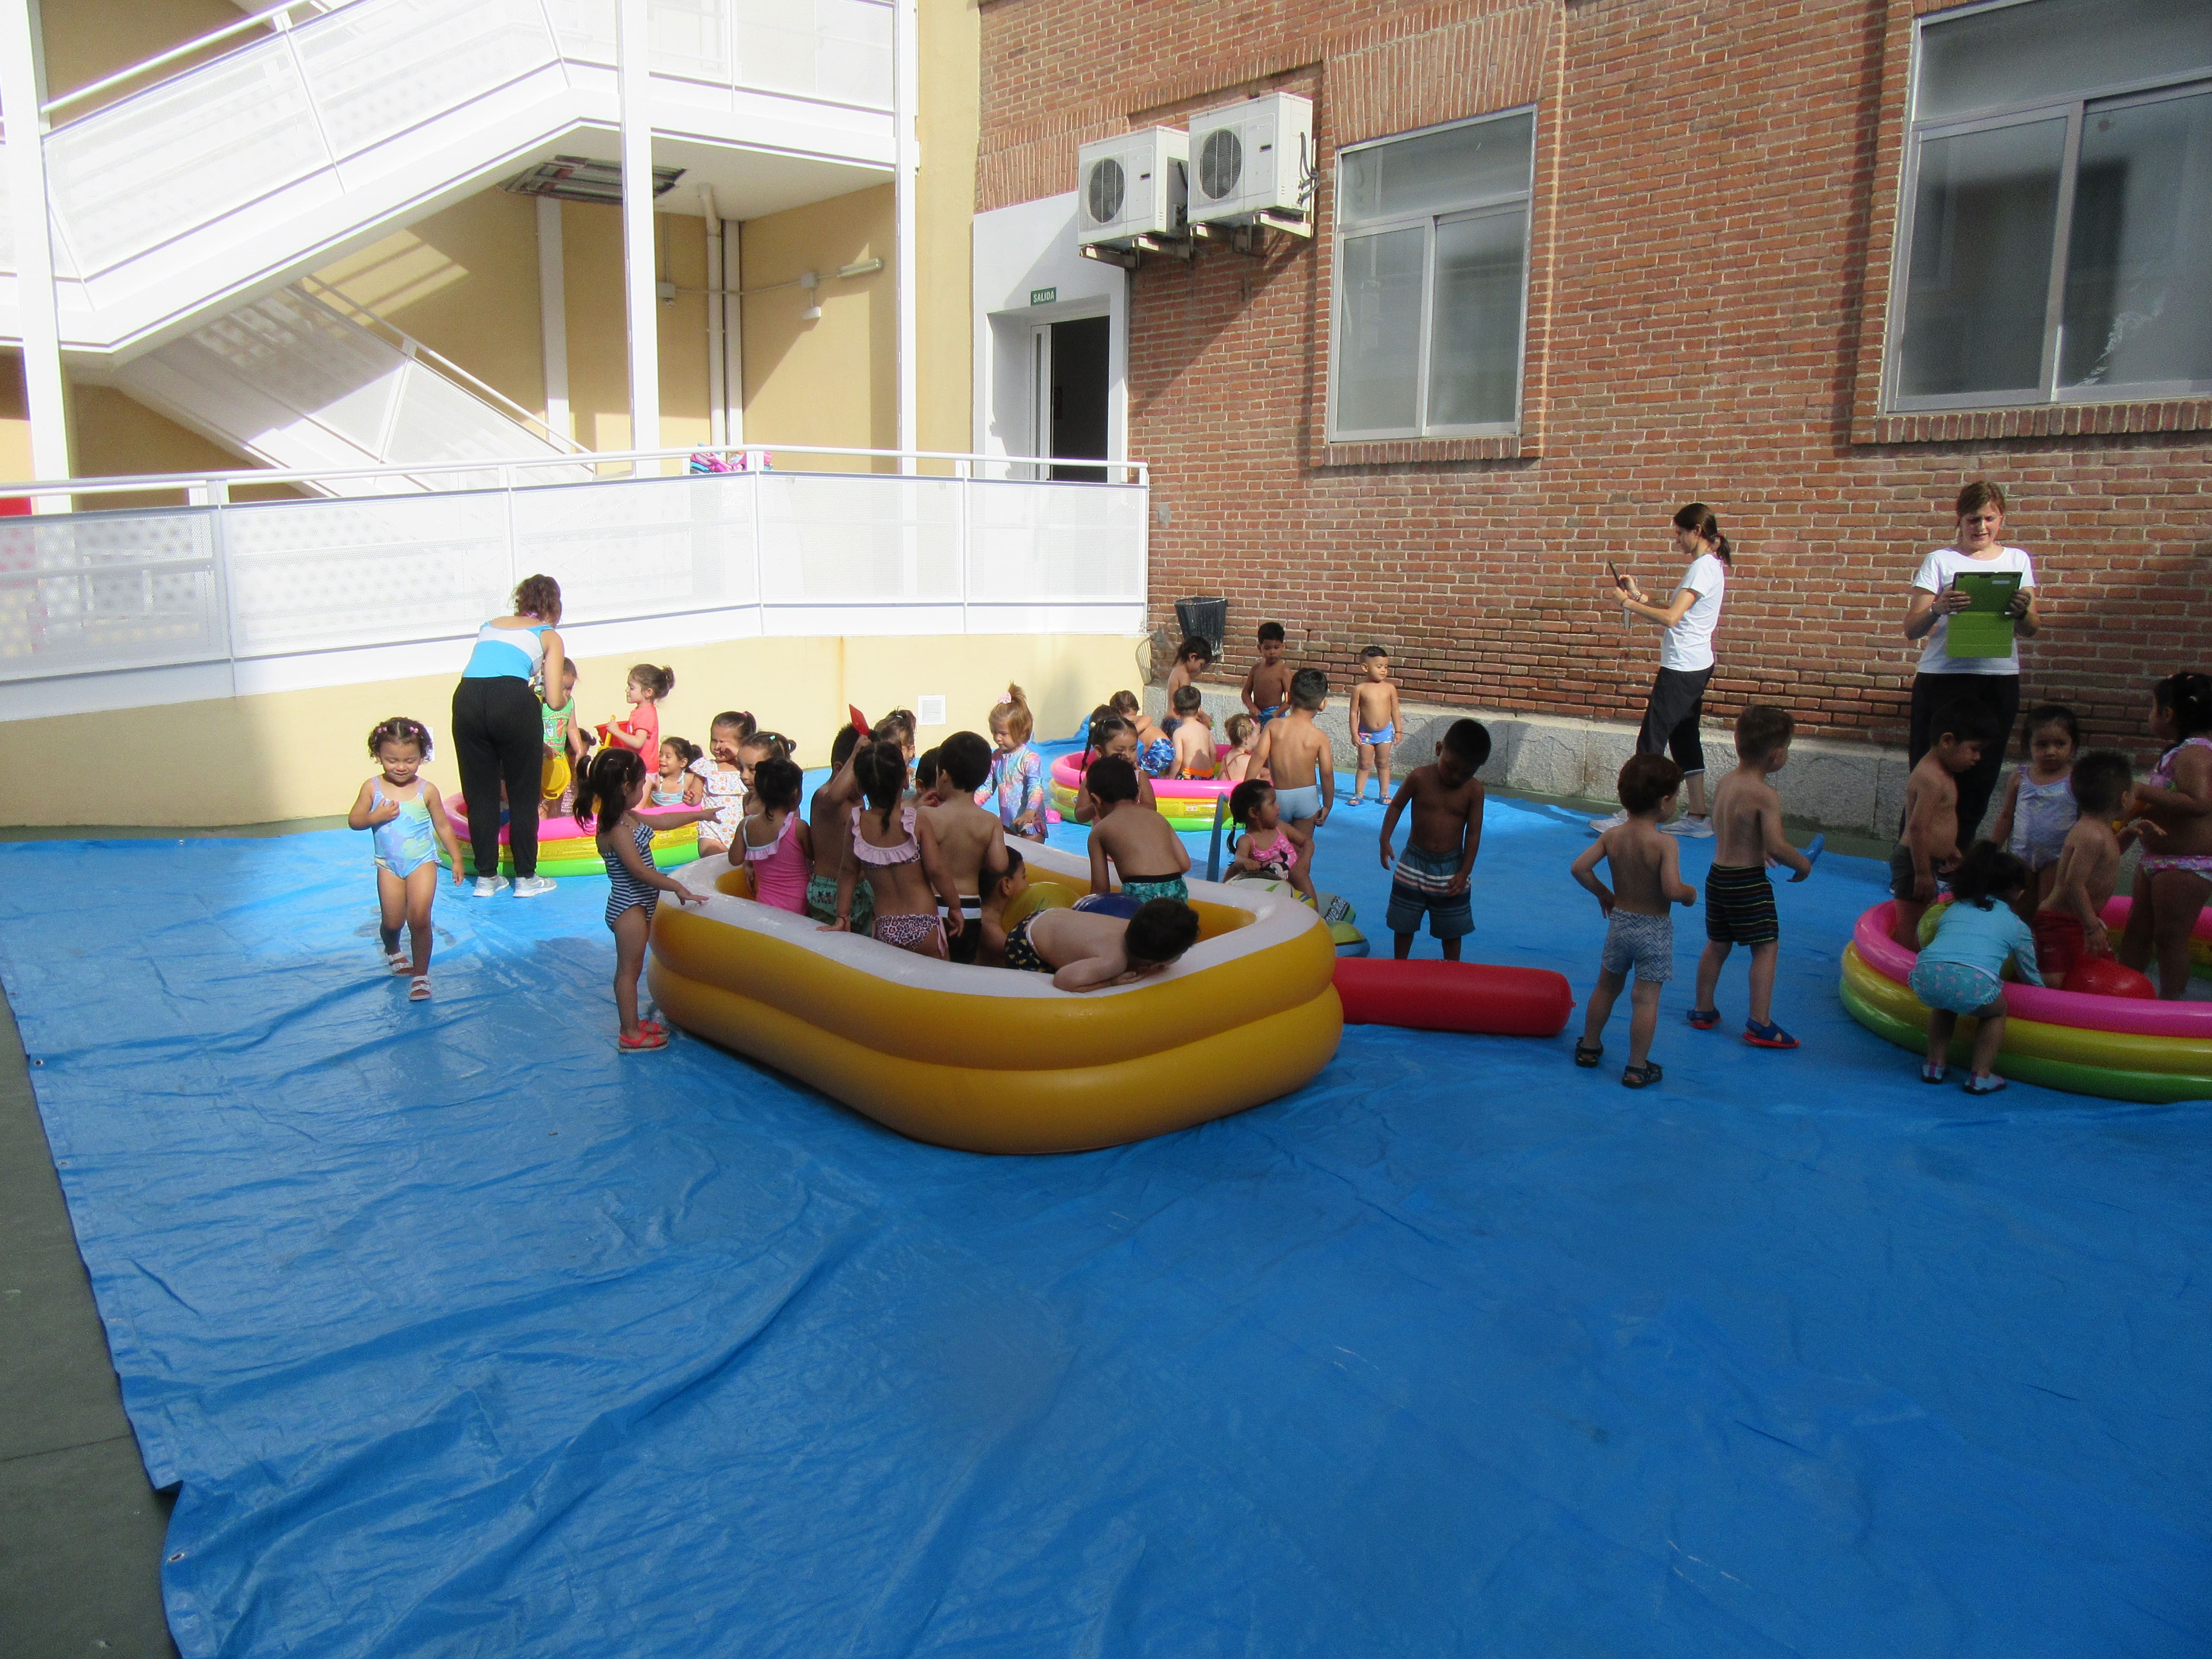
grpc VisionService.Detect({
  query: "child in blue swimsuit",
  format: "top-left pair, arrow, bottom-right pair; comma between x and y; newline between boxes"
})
347,717 -> 466,1001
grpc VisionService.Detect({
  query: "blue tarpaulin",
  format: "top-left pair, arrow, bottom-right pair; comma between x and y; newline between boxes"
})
2,783 -> 2207,1656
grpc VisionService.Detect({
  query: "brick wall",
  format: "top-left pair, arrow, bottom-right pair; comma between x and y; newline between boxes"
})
976,0 -> 2212,757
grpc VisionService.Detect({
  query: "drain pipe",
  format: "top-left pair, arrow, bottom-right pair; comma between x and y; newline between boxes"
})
700,184 -> 724,449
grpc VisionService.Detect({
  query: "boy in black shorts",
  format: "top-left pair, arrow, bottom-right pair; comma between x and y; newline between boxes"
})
1378,719 -> 1489,959
1687,706 -> 1814,1048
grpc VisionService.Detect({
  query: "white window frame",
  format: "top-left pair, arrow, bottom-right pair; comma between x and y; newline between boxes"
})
1885,0 -> 2212,413
1326,109 -> 1536,443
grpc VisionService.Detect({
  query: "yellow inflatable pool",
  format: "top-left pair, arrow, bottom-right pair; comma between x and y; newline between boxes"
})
644,844 -> 1344,1153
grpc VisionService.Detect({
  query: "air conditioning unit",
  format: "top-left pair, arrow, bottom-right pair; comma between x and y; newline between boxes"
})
1186,92 -> 1315,232
1075,128 -> 1189,248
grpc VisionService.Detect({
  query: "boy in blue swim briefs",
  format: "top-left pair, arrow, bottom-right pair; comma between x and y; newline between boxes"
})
1350,645 -> 1401,805
1240,621 -> 1294,727
1252,668 -> 1334,876
1379,718 -> 1488,960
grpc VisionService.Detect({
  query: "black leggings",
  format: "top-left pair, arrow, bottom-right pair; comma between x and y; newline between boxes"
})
1908,672 -> 2020,843
1638,667 -> 1711,777
451,676 -> 544,878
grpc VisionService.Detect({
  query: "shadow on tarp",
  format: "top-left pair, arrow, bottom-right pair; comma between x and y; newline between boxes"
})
0,801 -> 2207,1658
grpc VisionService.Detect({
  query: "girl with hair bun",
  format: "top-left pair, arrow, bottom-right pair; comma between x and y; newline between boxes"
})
1902,480 -> 2042,841
572,746 -> 716,1051
981,683 -> 1048,842
347,716 -> 465,1001
452,575 -> 566,898
2119,672 -> 2212,998
1598,504 -> 1734,839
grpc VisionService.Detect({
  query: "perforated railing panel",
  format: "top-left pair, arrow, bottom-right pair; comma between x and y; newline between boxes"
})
293,0 -> 560,161
757,474 -> 961,603
969,478 -> 1145,601
514,474 -> 760,622
0,512 -> 225,680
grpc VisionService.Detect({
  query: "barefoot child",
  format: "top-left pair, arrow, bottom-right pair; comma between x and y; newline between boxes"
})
652,737 -> 704,806
601,664 -> 674,756
1687,706 -> 1814,1047
923,731 -> 1011,963
980,684 -> 1049,842
541,661 -> 585,802
1571,755 -> 1697,1088
829,742 -> 965,958
2032,749 -> 2133,987
1219,713 -> 1260,783
1228,779 -> 1317,904
690,711 -> 753,857
1379,718 -> 1488,961
1240,622 -> 1294,727
807,722 -> 874,932
1911,841 -> 2041,1092
1164,636 -> 1214,714
2119,672 -> 2212,998
348,717 -> 466,1001
738,757 -> 813,915
1350,646 -> 1402,806
1988,704 -> 2081,916
1110,691 -> 1176,777
1890,707 -> 1996,949
1169,687 -> 1217,777
1086,755 -> 1193,903
573,748 -> 714,1051
1001,896 -> 1202,990
1252,669 -> 1334,869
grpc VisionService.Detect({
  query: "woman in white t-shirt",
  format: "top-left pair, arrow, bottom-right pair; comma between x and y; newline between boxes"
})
1902,480 -> 2041,840
1594,504 -> 1732,838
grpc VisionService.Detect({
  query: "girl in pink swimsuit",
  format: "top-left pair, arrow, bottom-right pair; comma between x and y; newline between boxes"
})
740,758 -> 814,914
2119,672 -> 2212,997
827,744 -> 963,958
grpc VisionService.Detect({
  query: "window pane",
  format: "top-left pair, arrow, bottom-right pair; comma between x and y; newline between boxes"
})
1919,0 -> 2212,122
1896,117 -> 2065,399
1336,227 -> 1425,433
2060,90 -> 2212,391
1427,209 -> 1526,427
1339,114 -> 1533,227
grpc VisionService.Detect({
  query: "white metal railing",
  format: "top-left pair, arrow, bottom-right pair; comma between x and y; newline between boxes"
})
0,446 -> 1148,689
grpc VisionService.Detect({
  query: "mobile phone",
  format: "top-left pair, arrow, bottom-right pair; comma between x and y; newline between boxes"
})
1607,560 -> 1627,590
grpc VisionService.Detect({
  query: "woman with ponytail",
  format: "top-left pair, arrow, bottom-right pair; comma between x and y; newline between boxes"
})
453,574 -> 567,897
1903,480 -> 2041,841
572,746 -> 715,1051
1595,504 -> 1733,838
2119,672 -> 2212,998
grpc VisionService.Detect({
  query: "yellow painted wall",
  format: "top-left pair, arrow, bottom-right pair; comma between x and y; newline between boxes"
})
0,634 -> 1144,827
40,0 -> 243,111
738,186 -> 895,463
555,201 -> 714,454
917,0 -> 979,456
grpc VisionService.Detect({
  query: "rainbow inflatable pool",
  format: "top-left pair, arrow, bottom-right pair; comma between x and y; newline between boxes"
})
442,797 -> 701,880
1048,752 -> 1234,827
1839,899 -> 2212,1103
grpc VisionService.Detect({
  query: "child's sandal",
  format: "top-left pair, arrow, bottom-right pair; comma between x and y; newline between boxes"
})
386,952 -> 411,976
1921,1061 -> 1947,1084
1621,1061 -> 1662,1089
407,975 -> 432,1002
618,1029 -> 669,1053
1573,1039 -> 1604,1068
1686,1007 -> 1720,1030
1963,1072 -> 2008,1095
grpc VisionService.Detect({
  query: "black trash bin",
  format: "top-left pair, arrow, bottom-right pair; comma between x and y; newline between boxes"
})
1175,597 -> 1228,656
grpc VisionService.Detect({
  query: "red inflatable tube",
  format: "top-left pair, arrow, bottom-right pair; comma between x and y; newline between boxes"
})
1333,958 -> 1575,1037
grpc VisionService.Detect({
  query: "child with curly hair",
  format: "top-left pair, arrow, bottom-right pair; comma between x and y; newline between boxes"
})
347,717 -> 466,1001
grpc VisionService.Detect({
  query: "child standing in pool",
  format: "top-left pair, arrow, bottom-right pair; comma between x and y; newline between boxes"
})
1350,646 -> 1401,806
1168,687 -> 1216,777
1988,704 -> 2081,917
807,722 -> 874,931
979,684 -> 1048,842
690,710 -> 754,857
829,742 -> 965,958
1378,718 -> 1488,961
2032,749 -> 2133,988
922,731 -> 1011,963
1219,713 -> 1260,783
1240,621 -> 1295,727
2119,672 -> 2212,999
739,757 -> 814,915
1571,754 -> 1697,1088
1086,756 -> 1192,904
573,747 -> 715,1051
601,663 -> 673,756
348,717 -> 466,1001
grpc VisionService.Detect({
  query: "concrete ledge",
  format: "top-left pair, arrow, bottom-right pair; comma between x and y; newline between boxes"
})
1150,686 -> 1914,838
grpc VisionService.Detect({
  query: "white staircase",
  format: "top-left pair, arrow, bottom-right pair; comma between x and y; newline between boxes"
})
113,286 -> 591,494
0,0 -> 895,358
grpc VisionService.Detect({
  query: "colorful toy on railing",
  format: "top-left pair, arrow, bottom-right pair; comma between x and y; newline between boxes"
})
687,448 -> 772,473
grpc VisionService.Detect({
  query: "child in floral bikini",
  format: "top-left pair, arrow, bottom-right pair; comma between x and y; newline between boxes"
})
2119,672 -> 2212,998
828,743 -> 964,958
1227,779 -> 1317,903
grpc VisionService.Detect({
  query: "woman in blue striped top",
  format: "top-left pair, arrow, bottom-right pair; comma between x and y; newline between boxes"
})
452,575 -> 567,897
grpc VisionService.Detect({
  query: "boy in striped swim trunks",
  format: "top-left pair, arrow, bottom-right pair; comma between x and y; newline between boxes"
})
1379,719 -> 1490,960
1687,706 -> 1815,1048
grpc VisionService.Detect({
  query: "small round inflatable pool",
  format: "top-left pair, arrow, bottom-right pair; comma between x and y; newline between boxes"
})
441,796 -> 701,880
1839,899 -> 2212,1103
1047,752 -> 1233,827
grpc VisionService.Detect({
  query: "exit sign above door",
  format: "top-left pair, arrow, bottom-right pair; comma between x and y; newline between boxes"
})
1030,287 -> 1056,306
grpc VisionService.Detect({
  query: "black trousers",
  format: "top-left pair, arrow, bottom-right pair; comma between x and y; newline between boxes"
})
1908,672 -> 2020,844
451,675 -> 544,878
1638,667 -> 1712,777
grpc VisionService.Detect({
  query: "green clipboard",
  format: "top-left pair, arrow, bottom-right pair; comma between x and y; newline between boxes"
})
1946,570 -> 2022,658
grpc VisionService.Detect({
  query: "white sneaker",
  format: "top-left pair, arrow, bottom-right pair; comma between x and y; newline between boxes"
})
1587,810 -> 1628,833
472,875 -> 509,898
1663,815 -> 1715,838
512,876 -> 557,898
